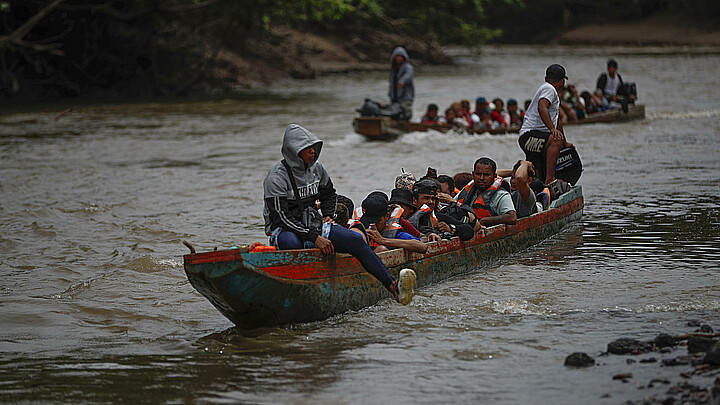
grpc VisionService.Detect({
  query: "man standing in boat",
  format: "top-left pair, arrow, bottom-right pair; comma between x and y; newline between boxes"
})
263,124 -> 416,305
518,64 -> 575,186
389,46 -> 414,120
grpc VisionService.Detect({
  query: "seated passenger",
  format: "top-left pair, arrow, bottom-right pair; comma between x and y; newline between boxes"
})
438,108 -> 458,126
437,174 -> 458,197
491,98 -> 510,127
595,58 -> 635,112
507,98 -> 522,127
456,157 -> 517,227
557,86 -> 578,123
263,124 -> 414,303
409,179 -> 475,241
522,99 -> 531,120
395,171 -> 416,191
474,110 -> 499,132
453,172 -> 473,190
451,102 -> 471,128
420,103 -> 439,124
360,195 -> 428,253
474,96 -> 489,116
497,160 -> 544,218
580,91 -> 601,115
388,187 -> 423,239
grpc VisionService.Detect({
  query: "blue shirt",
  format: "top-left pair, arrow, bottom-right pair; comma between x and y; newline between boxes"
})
395,231 -> 420,241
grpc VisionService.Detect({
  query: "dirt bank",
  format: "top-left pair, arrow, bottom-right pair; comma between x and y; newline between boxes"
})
556,15 -> 720,47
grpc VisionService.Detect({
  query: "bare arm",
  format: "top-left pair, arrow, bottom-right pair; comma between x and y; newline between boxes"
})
514,161 -> 533,202
496,168 -> 513,178
479,210 -> 518,227
366,229 -> 428,253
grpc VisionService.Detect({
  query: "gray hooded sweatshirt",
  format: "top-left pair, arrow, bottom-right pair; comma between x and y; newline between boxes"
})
263,124 -> 337,241
388,46 -> 414,103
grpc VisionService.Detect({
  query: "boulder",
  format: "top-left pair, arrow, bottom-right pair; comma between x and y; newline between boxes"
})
607,338 -> 652,355
564,352 -> 596,367
704,342 -> 720,366
688,336 -> 717,353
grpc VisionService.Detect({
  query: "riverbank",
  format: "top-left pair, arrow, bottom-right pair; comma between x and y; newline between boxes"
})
556,15 -> 720,47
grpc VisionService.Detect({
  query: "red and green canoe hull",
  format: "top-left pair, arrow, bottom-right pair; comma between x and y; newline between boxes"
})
184,186 -> 584,329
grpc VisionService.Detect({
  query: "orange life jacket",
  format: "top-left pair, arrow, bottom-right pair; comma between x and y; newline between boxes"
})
456,176 -> 509,219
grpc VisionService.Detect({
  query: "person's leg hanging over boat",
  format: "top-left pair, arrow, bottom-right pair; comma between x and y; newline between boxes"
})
328,224 -> 415,305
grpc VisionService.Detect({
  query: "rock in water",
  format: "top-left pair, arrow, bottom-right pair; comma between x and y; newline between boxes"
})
704,342 -> 720,366
564,352 -> 595,367
653,333 -> 677,348
607,338 -> 652,354
687,336 -> 717,353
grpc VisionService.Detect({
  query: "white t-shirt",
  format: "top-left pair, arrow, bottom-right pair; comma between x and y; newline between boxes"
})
519,82 -> 559,135
602,73 -> 621,96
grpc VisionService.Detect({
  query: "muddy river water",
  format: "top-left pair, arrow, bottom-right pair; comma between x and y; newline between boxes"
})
1,46 -> 719,404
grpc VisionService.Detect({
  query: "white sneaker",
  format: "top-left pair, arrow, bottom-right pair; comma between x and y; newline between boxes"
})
397,268 -> 416,305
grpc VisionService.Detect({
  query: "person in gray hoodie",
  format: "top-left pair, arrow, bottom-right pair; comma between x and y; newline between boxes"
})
388,46 -> 414,120
263,124 -> 416,304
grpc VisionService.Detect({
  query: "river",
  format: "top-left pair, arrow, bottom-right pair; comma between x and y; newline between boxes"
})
1,46 -> 719,404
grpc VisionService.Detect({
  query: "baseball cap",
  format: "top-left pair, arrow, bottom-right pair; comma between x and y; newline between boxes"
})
360,195 -> 389,228
413,179 -> 438,196
545,64 -> 568,81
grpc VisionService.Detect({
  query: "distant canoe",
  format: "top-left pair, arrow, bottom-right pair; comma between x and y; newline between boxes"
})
353,104 -> 645,141
353,117 -> 519,140
565,104 -> 645,126
183,186 -> 584,329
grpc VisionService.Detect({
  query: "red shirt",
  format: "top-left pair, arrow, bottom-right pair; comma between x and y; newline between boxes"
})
399,217 -> 422,237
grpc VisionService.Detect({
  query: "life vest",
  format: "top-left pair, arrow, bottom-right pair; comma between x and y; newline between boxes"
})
348,206 -> 364,227
347,219 -> 370,244
415,204 -> 438,226
384,205 -> 404,237
456,176 -> 510,219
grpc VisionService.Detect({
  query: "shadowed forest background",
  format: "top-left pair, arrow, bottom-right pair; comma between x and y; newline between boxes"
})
1,0 -> 719,101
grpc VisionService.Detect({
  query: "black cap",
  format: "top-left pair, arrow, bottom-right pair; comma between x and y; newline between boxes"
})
428,103 -> 438,111
607,58 -> 618,68
360,195 -> 389,227
388,188 -> 416,209
545,64 -> 568,81
413,179 -> 438,196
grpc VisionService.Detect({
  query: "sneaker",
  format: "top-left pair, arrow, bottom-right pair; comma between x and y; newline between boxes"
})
397,268 -> 416,305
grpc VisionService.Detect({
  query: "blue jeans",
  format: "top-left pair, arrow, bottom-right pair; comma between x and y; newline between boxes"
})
272,224 -> 394,290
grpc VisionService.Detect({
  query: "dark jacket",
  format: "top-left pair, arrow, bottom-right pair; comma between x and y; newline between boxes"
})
408,207 -> 474,241
263,125 -> 336,242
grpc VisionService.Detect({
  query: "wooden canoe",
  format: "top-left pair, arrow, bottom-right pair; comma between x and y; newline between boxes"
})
565,104 -> 645,126
183,186 -> 584,329
353,117 -> 519,140
353,104 -> 644,140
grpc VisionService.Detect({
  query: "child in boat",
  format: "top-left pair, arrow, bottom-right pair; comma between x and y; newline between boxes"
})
263,124 -> 416,304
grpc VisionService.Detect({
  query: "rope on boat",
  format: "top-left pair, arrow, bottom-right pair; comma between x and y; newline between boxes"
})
182,240 -> 196,254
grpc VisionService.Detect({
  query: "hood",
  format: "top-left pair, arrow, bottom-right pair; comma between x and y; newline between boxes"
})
391,46 -> 409,65
281,124 -> 323,171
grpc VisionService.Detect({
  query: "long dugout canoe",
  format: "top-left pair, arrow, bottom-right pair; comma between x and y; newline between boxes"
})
184,186 -> 584,329
353,104 -> 644,140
